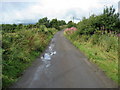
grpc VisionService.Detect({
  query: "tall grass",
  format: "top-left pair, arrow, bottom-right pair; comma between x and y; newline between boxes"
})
2,27 -> 57,88
64,29 -> 119,84
64,6 -> 119,85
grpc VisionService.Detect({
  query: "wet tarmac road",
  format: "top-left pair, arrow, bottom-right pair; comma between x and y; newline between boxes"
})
12,31 -> 117,88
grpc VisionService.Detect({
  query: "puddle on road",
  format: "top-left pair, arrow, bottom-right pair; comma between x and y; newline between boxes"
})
41,38 -> 56,68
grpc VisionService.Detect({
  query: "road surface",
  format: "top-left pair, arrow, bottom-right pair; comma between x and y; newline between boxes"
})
12,31 -> 117,88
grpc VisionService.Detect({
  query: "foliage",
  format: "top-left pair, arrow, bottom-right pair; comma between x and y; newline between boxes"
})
76,6 -> 120,35
49,19 -> 60,30
2,17 -> 66,33
2,24 -> 58,88
2,17 -> 65,88
66,34 -> 118,84
59,25 -> 67,30
64,6 -> 119,84
58,20 -> 66,26
67,21 -> 77,28
37,17 -> 50,28
36,17 -> 66,30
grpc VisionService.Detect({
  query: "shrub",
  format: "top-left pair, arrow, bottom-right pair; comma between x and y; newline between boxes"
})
2,26 -> 58,88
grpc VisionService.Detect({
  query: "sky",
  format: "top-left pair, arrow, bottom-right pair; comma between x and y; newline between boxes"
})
0,0 -> 120,24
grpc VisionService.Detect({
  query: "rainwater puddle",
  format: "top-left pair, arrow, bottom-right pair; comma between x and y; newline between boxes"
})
41,38 -> 56,68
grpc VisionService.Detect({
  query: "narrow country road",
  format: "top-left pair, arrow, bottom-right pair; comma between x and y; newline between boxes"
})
12,31 -> 117,88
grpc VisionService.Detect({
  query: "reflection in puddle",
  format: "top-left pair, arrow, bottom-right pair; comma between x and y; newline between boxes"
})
44,53 -> 51,60
41,38 -> 56,68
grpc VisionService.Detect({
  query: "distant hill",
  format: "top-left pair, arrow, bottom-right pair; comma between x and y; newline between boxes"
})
16,22 -> 36,25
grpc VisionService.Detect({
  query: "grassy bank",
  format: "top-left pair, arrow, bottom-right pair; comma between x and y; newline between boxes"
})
64,6 -> 119,85
2,27 -> 57,88
64,32 -> 119,84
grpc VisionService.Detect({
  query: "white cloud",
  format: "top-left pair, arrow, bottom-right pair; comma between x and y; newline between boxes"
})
1,0 -> 119,24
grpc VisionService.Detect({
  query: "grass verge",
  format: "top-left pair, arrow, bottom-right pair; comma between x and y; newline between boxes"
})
65,33 -> 119,85
2,28 -> 57,88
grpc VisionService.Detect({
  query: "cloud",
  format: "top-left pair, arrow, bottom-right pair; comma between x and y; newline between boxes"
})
1,2 -> 43,24
0,0 -> 119,24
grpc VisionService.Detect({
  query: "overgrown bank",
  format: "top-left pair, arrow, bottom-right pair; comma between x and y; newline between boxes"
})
2,25 -> 58,88
64,6 -> 119,85
2,17 -> 67,88
65,33 -> 118,84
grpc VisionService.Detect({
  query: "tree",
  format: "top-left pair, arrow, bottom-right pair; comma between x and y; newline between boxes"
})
38,17 -> 50,28
101,6 -> 120,32
76,6 -> 120,35
58,20 -> 66,26
50,19 -> 60,30
17,24 -> 23,29
67,21 -> 76,28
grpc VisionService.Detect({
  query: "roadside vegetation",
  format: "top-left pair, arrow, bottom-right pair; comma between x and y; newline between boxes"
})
64,6 -> 120,84
2,5 -> 120,88
2,18 -> 66,88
